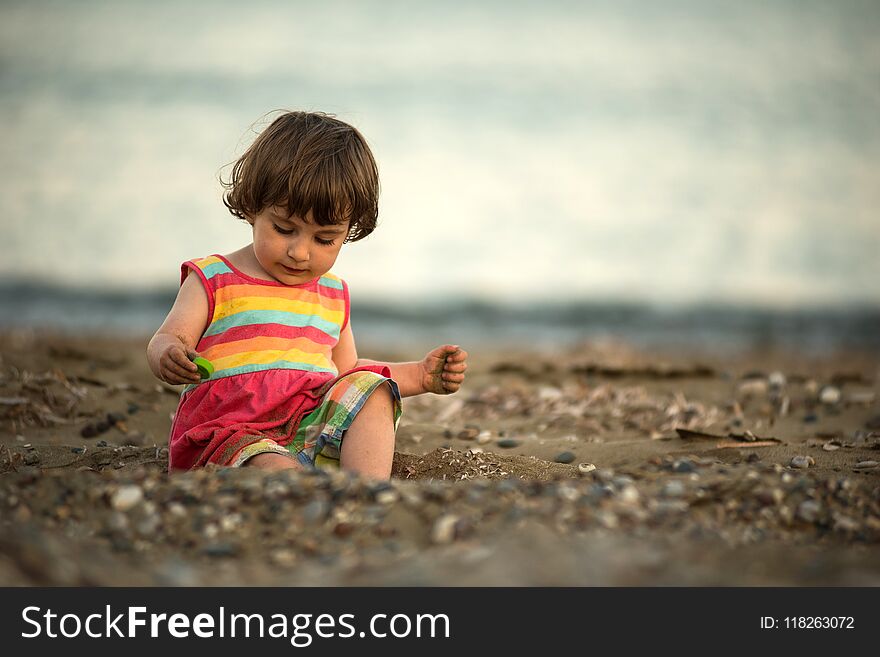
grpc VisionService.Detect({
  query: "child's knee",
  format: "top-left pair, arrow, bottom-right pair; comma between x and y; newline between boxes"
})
365,382 -> 394,409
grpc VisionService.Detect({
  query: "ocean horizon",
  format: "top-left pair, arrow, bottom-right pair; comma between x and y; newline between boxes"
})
2,280 -> 877,354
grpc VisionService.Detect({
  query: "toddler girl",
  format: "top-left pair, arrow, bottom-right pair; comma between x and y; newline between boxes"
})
147,111 -> 468,479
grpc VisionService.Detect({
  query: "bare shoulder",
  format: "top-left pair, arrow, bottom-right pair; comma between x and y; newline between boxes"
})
224,245 -> 265,279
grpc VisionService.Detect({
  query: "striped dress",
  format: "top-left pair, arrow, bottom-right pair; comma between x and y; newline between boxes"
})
168,254 -> 392,470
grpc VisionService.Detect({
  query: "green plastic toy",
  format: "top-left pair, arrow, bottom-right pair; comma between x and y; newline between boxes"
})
192,356 -> 214,380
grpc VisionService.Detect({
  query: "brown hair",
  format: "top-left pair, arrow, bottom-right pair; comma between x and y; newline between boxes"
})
221,111 -> 379,242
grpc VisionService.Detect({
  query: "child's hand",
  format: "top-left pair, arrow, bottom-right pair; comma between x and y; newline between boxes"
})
420,345 -> 468,395
158,344 -> 202,385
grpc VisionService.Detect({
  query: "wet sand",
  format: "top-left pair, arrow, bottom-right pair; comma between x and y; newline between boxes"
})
0,330 -> 878,585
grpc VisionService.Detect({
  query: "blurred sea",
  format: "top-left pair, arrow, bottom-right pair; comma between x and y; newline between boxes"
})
1,282 -> 877,354
0,0 -> 878,348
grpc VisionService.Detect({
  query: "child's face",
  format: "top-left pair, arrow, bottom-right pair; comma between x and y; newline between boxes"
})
249,206 -> 349,285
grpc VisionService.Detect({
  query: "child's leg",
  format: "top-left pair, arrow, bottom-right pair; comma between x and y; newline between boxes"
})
243,452 -> 303,471
339,383 -> 396,479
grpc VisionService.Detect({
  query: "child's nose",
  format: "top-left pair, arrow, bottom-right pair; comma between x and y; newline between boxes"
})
288,237 -> 309,263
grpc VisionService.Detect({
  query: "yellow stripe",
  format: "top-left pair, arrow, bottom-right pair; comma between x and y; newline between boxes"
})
213,295 -> 344,324
212,348 -> 334,371
194,255 -> 222,268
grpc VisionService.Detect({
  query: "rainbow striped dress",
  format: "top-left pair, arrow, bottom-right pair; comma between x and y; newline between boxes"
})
168,254 -> 388,470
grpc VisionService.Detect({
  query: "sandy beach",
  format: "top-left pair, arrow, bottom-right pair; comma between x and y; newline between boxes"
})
0,329 -> 878,585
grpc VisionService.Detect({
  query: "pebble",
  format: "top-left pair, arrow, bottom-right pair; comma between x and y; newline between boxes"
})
738,379 -> 768,397
23,452 -> 40,465
302,499 -> 330,523
111,485 -> 143,512
673,460 -> 696,473
803,413 -> 819,424
497,439 -> 521,449
107,411 -> 128,425
618,485 -> 640,505
554,451 -> 576,464
662,480 -> 686,498
854,461 -> 879,470
375,489 -> 399,505
457,427 -> 479,441
81,420 -> 112,438
431,514 -> 459,544
577,463 -> 596,475
768,371 -> 787,389
796,500 -> 821,523
819,386 -> 841,405
476,430 -> 493,445
790,456 -> 814,469
822,441 -> 841,451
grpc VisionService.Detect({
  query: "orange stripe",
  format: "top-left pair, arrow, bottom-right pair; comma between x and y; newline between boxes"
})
214,284 -> 345,310
202,336 -> 330,361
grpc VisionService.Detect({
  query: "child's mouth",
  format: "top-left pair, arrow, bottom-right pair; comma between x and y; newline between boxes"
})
282,265 -> 307,275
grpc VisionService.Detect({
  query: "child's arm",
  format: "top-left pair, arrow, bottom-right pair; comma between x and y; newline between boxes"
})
147,273 -> 209,385
332,324 -> 468,398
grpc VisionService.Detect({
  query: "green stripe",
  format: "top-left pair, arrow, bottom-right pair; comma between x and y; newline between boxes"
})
318,275 -> 343,290
204,309 -> 341,338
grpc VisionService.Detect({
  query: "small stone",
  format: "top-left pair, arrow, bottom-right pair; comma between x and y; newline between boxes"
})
107,411 -> 127,425
768,371 -> 787,389
662,480 -> 686,498
302,499 -> 329,523
819,386 -> 841,405
746,452 -> 761,463
71,446 -> 84,454
673,459 -> 696,473
789,455 -> 814,469
554,451 -> 576,464
618,485 -> 640,505
796,500 -> 821,523
577,463 -> 596,475
23,452 -> 40,466
96,440 -> 108,447
457,427 -> 479,441
476,431 -> 492,445
822,441 -> 841,452
854,460 -> 879,469
431,514 -> 459,544
802,413 -> 818,424
738,379 -> 768,397
127,403 -> 141,415
111,485 -> 144,511
375,489 -> 398,505
497,439 -> 520,449
832,513 -> 860,533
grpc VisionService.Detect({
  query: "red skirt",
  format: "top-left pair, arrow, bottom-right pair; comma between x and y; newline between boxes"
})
168,365 -> 391,471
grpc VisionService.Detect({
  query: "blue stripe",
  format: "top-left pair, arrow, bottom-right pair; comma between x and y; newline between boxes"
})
202,261 -> 234,279
204,310 -> 341,339
318,275 -> 343,290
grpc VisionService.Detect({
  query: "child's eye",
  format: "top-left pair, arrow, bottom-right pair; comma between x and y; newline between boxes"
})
315,237 -> 336,246
273,224 -> 294,235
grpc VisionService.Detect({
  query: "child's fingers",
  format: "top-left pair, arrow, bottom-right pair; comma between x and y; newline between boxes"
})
442,373 -> 465,383
172,350 -> 198,371
444,361 -> 467,373
446,349 -> 467,362
164,358 -> 200,382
